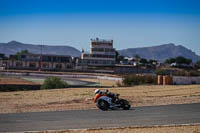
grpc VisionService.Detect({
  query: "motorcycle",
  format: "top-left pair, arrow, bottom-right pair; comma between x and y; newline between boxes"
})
96,93 -> 131,111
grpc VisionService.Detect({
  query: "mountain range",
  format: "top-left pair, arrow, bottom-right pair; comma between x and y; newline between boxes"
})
118,43 -> 200,62
0,41 -> 199,62
0,41 -> 81,57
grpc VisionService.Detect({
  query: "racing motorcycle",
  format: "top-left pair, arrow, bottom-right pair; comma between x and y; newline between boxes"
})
96,93 -> 131,111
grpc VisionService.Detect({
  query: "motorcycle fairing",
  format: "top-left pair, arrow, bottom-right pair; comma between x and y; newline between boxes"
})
98,96 -> 112,105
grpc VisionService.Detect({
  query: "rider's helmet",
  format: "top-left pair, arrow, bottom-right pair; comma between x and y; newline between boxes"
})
94,89 -> 100,95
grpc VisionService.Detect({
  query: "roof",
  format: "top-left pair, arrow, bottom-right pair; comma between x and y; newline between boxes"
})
90,38 -> 113,43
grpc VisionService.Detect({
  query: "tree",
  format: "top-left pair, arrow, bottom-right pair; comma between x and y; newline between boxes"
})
165,56 -> 192,65
134,54 -> 141,65
16,50 -> 29,55
196,61 -> 200,66
185,58 -> 192,65
176,56 -> 192,65
155,69 -> 167,75
16,50 -> 29,60
195,61 -> 200,68
140,58 -> 148,64
135,54 -> 140,60
149,59 -> 157,64
115,51 -> 120,63
165,58 -> 176,64
118,55 -> 125,63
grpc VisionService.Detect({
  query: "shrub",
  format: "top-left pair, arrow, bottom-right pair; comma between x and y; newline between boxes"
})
123,75 -> 140,86
155,69 -> 167,76
122,75 -> 133,86
188,70 -> 200,76
41,77 -> 68,89
122,75 -> 156,86
116,81 -> 123,87
144,75 -> 157,84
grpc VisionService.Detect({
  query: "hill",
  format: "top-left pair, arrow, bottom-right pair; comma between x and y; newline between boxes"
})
0,41 -> 81,57
118,43 -> 200,62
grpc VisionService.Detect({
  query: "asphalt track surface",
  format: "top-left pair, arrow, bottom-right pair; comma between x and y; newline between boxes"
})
0,103 -> 200,132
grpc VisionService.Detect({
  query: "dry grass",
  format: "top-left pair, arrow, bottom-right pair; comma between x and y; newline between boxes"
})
0,83 -> 200,113
0,76 -> 39,85
39,125 -> 200,133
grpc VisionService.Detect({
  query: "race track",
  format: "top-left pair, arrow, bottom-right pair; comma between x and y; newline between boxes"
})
0,103 -> 200,132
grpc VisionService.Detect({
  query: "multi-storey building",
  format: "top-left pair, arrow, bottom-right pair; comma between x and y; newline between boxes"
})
0,53 -> 73,71
80,38 -> 116,66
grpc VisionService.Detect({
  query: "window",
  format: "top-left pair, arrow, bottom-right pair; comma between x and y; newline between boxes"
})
92,48 -> 104,52
21,55 -> 26,59
42,63 -> 49,68
105,48 -> 115,52
16,62 -> 23,68
53,57 -> 57,62
66,65 -> 72,69
83,54 -> 89,57
29,63 -> 36,68
56,64 -> 62,69
48,56 -> 51,62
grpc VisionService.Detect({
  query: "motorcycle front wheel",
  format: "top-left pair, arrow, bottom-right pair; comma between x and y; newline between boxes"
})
119,99 -> 131,110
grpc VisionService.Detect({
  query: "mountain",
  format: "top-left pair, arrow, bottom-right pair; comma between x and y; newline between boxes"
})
0,41 -> 81,57
118,43 -> 200,62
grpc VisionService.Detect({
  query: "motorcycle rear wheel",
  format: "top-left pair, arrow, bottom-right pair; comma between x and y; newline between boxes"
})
96,99 -> 109,111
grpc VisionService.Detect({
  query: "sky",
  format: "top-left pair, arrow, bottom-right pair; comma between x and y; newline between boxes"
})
0,0 -> 200,55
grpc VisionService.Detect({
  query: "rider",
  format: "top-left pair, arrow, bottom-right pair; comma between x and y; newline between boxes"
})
94,89 -> 115,103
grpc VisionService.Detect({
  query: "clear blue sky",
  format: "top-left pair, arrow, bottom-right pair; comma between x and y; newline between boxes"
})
0,0 -> 200,55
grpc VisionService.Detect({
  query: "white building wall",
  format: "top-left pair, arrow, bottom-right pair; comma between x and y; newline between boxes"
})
173,76 -> 200,85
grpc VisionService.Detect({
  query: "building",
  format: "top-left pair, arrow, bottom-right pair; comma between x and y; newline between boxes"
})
0,53 -> 7,70
0,53 -> 73,71
0,53 -> 5,59
114,65 -> 154,74
79,38 -> 116,67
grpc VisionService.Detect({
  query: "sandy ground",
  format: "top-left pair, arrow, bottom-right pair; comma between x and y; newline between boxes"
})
0,83 -> 200,113
38,125 -> 200,133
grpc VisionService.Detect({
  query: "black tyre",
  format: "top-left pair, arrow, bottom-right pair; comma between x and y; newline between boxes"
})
119,99 -> 131,110
96,99 -> 109,111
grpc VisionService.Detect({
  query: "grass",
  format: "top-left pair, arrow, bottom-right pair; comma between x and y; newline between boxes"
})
0,84 -> 200,113
39,125 -> 200,133
23,77 -> 44,84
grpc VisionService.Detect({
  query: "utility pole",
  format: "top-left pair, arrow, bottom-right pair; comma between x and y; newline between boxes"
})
39,45 -> 43,71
